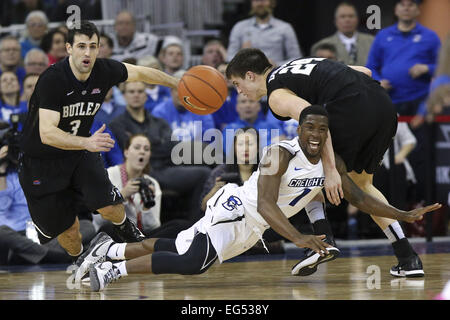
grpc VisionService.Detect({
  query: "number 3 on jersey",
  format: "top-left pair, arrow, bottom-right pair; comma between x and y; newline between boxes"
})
269,58 -> 325,81
69,119 -> 81,135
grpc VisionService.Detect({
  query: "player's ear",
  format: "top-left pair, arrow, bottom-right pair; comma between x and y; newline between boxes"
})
245,71 -> 254,81
66,43 -> 72,55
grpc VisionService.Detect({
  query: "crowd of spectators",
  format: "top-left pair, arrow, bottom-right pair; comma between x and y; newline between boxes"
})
0,0 -> 448,265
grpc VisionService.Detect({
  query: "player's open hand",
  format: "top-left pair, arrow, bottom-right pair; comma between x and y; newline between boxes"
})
293,234 -> 331,257
324,167 -> 344,206
399,203 -> 442,223
85,124 -> 115,152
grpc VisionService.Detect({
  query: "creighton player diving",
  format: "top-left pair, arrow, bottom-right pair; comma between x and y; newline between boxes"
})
76,106 -> 439,291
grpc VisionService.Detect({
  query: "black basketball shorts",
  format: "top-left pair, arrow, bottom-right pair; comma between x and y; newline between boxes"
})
325,82 -> 398,174
18,151 -> 123,243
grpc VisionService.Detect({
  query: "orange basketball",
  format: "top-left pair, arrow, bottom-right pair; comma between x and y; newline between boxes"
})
178,65 -> 228,115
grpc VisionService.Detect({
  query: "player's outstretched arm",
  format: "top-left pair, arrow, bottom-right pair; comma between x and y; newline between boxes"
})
123,63 -> 179,89
334,153 -> 442,222
39,109 -> 115,152
257,146 -> 330,256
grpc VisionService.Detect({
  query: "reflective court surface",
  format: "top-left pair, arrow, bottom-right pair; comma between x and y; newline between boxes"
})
0,239 -> 449,300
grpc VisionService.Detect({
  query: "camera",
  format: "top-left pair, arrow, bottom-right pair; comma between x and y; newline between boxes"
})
135,177 -> 156,209
0,114 -> 21,170
219,172 -> 242,184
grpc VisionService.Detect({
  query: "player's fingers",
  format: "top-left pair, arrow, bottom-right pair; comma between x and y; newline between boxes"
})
325,188 -> 336,205
94,124 -> 106,134
338,184 -> 344,199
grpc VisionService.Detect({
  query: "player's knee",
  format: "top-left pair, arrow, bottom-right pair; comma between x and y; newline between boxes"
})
178,254 -> 208,275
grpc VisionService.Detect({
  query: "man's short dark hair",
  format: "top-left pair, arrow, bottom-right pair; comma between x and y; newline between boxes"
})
67,20 -> 100,45
314,43 -> 337,55
299,105 -> 329,125
226,48 -> 273,79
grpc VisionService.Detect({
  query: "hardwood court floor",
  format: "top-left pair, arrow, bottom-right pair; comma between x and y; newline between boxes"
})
0,253 -> 448,300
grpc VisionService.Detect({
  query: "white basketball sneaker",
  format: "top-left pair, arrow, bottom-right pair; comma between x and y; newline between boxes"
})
89,261 -> 122,291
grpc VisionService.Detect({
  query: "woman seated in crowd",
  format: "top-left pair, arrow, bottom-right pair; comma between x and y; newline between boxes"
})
93,134 -> 191,240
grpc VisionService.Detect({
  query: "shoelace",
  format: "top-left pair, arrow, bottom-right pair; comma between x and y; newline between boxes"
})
103,266 -> 121,284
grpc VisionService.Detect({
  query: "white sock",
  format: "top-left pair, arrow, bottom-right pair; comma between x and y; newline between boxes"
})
112,214 -> 126,226
383,222 -> 405,243
305,201 -> 325,223
115,261 -> 128,277
107,243 -> 127,260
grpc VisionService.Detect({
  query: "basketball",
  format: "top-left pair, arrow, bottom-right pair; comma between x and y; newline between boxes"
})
178,65 -> 228,115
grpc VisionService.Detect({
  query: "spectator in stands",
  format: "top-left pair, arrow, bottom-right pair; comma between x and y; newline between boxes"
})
0,36 -> 26,90
23,48 -> 48,75
0,72 -> 28,123
20,10 -> 48,59
94,88 -> 125,126
152,70 -> 215,142
111,10 -> 159,62
227,0 -> 301,66
99,32 -> 114,59
40,28 -> 68,65
0,145 -> 96,265
97,33 -> 127,110
201,39 -> 227,69
8,0 -> 47,25
366,0 -> 441,116
211,62 -> 239,130
20,73 -> 39,103
109,81 -> 211,223
311,2 -> 374,65
415,35 -> 450,123
313,43 -> 338,61
159,36 -> 185,76
222,93 -> 281,155
137,55 -> 171,113
92,134 -> 191,239
366,0 -> 441,205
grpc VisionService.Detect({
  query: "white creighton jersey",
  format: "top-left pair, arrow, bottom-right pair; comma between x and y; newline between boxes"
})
240,137 -> 325,226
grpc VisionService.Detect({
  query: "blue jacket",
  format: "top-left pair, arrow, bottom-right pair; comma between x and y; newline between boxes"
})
212,88 -> 239,130
152,99 -> 215,141
144,86 -> 172,113
0,172 -> 30,232
0,101 -> 28,126
94,100 -> 125,125
366,23 -> 440,104
90,120 -> 124,168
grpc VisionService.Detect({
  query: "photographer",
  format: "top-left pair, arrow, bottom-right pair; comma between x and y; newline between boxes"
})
93,133 -> 191,239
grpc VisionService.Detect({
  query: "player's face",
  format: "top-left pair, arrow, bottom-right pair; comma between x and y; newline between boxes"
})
298,114 -> 329,161
125,136 -> 151,171
67,33 -> 99,75
231,73 -> 262,101
235,131 -> 258,165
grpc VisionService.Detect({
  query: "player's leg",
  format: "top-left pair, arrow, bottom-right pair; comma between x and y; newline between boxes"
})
348,171 -> 424,277
57,216 -> 83,257
89,233 -> 217,291
73,152 -> 145,243
292,192 -> 340,276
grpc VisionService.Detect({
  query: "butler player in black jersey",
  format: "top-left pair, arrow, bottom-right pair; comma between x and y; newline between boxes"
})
226,48 -> 432,277
18,21 -> 179,268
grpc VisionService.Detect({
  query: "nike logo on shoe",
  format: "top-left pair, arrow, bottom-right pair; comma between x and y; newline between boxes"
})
294,167 -> 302,171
